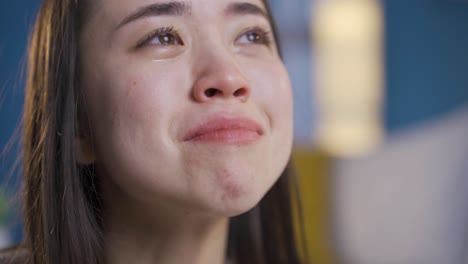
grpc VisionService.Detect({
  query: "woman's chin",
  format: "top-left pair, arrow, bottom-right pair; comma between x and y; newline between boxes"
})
199,172 -> 275,218
208,195 -> 263,218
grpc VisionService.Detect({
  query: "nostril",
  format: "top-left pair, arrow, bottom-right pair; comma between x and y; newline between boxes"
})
233,88 -> 247,97
204,88 -> 218,97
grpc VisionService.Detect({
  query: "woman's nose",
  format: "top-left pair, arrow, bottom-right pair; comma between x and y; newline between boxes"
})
191,52 -> 251,103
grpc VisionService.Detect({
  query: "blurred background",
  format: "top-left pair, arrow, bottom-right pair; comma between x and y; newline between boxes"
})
1,0 -> 467,263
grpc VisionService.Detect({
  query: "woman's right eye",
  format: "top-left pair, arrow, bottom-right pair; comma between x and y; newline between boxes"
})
136,27 -> 184,48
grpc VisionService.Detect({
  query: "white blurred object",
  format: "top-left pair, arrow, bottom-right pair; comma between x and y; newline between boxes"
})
0,226 -> 11,248
333,105 -> 468,264
311,0 -> 384,157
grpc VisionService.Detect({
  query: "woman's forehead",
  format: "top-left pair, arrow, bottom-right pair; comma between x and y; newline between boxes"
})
96,0 -> 268,20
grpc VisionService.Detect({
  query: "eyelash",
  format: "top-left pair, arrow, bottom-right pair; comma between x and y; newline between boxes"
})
136,26 -> 273,48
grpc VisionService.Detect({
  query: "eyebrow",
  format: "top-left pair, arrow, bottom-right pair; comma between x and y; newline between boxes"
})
225,2 -> 268,19
115,1 -> 268,31
116,2 -> 191,30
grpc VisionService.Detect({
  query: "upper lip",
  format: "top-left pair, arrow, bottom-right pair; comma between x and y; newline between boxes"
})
182,115 -> 264,141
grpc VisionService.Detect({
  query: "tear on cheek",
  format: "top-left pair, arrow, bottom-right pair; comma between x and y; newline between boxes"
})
126,81 -> 137,97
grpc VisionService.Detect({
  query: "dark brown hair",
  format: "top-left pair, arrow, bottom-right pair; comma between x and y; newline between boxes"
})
21,0 -> 307,263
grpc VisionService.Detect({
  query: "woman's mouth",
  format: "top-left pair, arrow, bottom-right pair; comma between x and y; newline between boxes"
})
183,116 -> 264,144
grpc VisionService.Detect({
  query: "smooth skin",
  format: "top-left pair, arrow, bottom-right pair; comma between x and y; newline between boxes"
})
77,0 -> 293,263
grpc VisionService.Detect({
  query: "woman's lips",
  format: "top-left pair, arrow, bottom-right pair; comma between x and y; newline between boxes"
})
183,116 -> 263,144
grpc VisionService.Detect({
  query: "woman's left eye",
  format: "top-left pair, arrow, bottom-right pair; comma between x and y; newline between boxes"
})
153,33 -> 180,45
236,28 -> 272,46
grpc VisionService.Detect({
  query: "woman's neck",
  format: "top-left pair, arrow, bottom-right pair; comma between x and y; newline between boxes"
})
104,216 -> 228,264
102,182 -> 229,264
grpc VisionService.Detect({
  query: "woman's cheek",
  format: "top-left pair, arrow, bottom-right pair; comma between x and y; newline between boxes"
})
249,61 -> 293,116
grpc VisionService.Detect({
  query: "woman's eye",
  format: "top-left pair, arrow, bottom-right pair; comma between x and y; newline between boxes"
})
236,28 -> 272,46
152,33 -> 182,46
137,27 -> 184,48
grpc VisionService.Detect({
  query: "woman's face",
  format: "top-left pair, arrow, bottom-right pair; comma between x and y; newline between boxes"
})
79,0 -> 293,217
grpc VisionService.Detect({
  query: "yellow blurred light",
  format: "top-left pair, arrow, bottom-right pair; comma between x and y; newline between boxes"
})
312,0 -> 384,157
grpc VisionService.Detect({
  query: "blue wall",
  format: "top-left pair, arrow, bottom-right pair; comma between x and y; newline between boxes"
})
0,0 -> 41,244
384,0 -> 468,131
1,1 -> 40,180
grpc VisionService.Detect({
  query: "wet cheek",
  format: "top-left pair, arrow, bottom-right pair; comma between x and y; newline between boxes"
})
91,58 -> 189,142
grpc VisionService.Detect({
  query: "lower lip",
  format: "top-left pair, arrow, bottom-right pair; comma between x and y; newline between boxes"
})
188,129 -> 261,144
